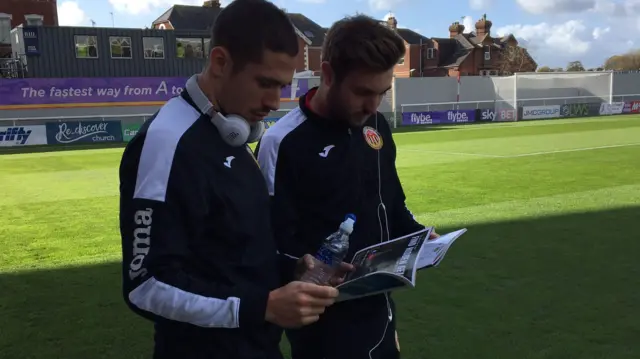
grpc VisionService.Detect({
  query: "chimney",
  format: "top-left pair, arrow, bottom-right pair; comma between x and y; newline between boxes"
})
385,13 -> 397,30
449,22 -> 465,38
475,13 -> 492,38
203,0 -> 221,8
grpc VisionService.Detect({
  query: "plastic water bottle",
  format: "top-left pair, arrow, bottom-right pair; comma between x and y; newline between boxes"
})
300,214 -> 356,285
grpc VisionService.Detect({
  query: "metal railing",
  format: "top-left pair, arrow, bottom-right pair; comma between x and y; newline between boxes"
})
0,111 -> 295,127
0,54 -> 28,79
1,94 -> 638,127
0,113 -> 150,127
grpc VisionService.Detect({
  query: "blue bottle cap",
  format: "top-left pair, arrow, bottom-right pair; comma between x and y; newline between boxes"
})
345,213 -> 356,222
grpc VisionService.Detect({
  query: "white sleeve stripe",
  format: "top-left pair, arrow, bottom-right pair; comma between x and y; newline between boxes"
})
134,97 -> 201,202
276,249 -> 299,260
256,107 -> 307,196
129,277 -> 241,328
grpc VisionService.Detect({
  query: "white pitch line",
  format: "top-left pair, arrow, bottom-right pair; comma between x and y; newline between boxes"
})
401,148 -> 504,158
402,142 -> 640,159
505,143 -> 640,158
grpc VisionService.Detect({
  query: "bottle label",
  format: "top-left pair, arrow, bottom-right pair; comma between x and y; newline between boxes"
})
315,246 -> 335,266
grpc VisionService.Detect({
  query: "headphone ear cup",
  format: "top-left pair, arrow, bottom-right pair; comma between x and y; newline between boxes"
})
211,113 -> 250,147
247,121 -> 266,143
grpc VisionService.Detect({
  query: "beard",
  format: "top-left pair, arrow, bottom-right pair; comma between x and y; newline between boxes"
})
325,86 -> 369,128
326,86 -> 350,122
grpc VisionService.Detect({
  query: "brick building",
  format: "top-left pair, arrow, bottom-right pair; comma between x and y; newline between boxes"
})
383,13 -> 537,77
0,0 -> 58,57
151,0 -> 325,73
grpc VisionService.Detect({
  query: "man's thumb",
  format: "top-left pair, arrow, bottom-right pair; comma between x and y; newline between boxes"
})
304,255 -> 315,270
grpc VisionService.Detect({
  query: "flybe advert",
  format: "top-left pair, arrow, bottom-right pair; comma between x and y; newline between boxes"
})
402,110 -> 476,125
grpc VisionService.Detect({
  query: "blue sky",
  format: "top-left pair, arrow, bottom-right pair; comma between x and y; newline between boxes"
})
57,0 -> 640,68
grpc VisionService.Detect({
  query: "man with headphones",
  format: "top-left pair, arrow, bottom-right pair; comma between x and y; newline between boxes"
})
118,1 -> 341,358
255,15 -> 439,359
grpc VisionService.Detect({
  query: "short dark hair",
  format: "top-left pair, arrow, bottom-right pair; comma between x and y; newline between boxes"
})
322,14 -> 405,81
211,0 -> 299,70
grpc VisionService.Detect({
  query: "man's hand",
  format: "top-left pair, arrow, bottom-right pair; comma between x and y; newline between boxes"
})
328,261 -> 354,286
295,254 -> 355,286
265,281 -> 339,328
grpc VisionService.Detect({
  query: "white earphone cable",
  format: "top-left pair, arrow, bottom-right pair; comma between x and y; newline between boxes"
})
369,112 -> 393,359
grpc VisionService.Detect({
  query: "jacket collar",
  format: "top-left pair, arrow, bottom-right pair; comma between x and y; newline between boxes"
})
299,87 -> 351,131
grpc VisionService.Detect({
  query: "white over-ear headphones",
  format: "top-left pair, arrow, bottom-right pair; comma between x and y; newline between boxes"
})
185,74 -> 265,147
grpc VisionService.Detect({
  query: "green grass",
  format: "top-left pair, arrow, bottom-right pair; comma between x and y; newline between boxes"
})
1,115 -> 640,359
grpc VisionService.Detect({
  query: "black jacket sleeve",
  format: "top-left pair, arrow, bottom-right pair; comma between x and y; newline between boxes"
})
120,138 -> 269,329
379,113 -> 426,238
255,136 -> 305,284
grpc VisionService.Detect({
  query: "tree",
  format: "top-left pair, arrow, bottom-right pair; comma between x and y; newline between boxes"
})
604,50 -> 640,71
498,45 -> 537,74
566,61 -> 585,71
537,66 -> 552,72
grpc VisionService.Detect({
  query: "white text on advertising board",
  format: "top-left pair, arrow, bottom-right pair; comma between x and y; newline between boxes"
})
481,109 -> 495,121
410,113 -> 432,125
447,111 -> 470,122
632,101 -> 640,113
55,122 -> 115,144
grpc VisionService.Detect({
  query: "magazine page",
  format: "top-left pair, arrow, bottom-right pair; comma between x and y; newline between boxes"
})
335,228 -> 432,302
335,272 -> 410,302
416,228 -> 467,270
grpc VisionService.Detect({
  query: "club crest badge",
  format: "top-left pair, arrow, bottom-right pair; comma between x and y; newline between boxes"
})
362,126 -> 383,150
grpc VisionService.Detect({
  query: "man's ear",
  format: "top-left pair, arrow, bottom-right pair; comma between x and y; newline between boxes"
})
208,46 -> 230,78
320,61 -> 334,87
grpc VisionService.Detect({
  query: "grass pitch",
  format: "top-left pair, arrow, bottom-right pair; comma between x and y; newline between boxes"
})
1,115 -> 639,359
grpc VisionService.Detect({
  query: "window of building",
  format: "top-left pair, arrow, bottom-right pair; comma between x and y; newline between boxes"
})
203,37 -> 211,57
75,35 -> 98,58
484,46 -> 491,60
426,48 -> 434,59
303,30 -> 314,38
25,14 -> 44,26
176,37 -> 207,58
110,36 -> 132,59
0,13 -> 11,45
397,56 -> 405,65
143,37 -> 164,59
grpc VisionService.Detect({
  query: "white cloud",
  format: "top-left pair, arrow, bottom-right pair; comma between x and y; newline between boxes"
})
592,26 -> 610,39
516,0 -> 640,16
469,0 -> 490,10
297,0 -> 325,3
462,16 -> 474,32
57,1 -> 88,26
495,18 -> 637,68
108,0 -> 231,15
516,0 -> 596,14
495,20 -> 591,58
369,0 -> 404,11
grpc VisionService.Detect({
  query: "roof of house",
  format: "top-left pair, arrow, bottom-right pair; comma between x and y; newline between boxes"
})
396,28 -> 429,44
152,5 -> 320,46
432,31 -> 515,68
152,5 -> 219,31
153,7 -> 531,70
287,13 -> 326,47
